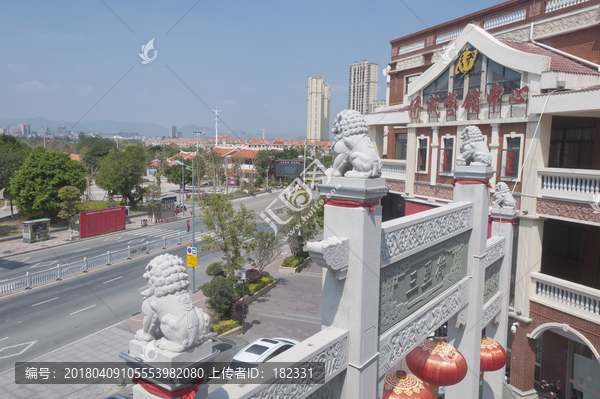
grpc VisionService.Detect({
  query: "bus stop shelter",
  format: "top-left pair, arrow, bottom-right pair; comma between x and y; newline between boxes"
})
23,218 -> 51,243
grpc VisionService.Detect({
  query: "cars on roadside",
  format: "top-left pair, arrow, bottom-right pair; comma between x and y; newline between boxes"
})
229,338 -> 300,371
211,336 -> 249,366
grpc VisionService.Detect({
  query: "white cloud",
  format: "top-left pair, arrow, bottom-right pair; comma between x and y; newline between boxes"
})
16,80 -> 58,91
7,63 -> 26,72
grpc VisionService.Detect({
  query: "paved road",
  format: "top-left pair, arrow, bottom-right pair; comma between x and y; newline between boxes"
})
0,191 -> 289,282
0,244 -> 220,374
0,191 -> 293,374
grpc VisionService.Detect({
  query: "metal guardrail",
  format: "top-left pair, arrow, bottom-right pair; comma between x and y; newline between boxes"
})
0,231 -> 210,296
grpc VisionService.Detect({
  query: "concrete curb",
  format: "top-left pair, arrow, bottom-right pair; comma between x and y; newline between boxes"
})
278,257 -> 311,274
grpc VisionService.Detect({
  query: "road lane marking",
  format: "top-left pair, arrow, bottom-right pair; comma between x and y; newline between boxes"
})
0,340 -> 37,360
9,256 -> 31,262
29,260 -> 57,269
193,296 -> 206,304
103,276 -> 122,284
32,297 -> 59,307
75,247 -> 91,253
0,337 -> 8,342
138,286 -> 148,290
70,305 -> 96,315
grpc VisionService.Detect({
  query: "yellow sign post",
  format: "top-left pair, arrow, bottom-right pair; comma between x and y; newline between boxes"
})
187,246 -> 197,268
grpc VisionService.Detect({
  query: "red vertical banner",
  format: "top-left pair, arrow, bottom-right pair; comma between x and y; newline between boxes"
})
80,206 -> 126,238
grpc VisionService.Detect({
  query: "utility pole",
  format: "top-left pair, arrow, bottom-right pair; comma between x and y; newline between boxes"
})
212,109 -> 222,145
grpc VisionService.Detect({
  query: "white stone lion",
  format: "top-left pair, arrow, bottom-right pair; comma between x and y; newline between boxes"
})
328,110 -> 382,178
135,254 -> 210,352
455,126 -> 492,167
493,182 -> 516,208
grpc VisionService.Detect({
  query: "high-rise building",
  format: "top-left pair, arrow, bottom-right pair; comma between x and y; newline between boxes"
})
169,125 -> 177,138
306,76 -> 330,141
176,131 -> 183,138
56,126 -> 67,135
18,123 -> 30,136
348,60 -> 378,114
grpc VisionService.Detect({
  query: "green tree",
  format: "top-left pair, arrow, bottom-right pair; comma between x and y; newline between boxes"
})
145,184 -> 161,220
0,135 -> 31,216
57,186 -> 83,240
164,158 -> 193,188
10,151 -> 87,217
199,194 -> 257,275
250,230 -> 283,274
278,198 -> 321,257
95,144 -> 147,206
202,276 -> 237,319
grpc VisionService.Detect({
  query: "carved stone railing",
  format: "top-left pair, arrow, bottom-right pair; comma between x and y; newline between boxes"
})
436,27 -> 464,44
380,201 -> 473,266
531,272 -> 600,323
209,327 -> 348,399
538,167 -> 600,201
545,0 -> 589,13
397,40 -> 425,55
483,8 -> 527,30
381,160 -> 406,180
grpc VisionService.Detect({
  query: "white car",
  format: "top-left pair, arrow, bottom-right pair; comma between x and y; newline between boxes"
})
229,338 -> 300,371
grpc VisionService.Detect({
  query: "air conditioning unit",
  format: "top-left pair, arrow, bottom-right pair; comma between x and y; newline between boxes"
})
557,80 -> 566,89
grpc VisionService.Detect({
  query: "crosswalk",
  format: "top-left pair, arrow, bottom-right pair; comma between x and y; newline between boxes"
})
125,228 -> 208,242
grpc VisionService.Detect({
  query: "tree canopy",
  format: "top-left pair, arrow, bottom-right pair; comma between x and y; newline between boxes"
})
278,198 -> 321,257
76,135 -> 116,170
0,134 -> 30,193
10,151 -> 87,217
95,144 -> 147,206
199,194 -> 257,275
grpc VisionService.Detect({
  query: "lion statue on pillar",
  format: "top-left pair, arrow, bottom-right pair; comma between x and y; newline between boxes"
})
134,254 -> 210,352
493,182 -> 516,208
328,110 -> 382,179
455,126 -> 492,167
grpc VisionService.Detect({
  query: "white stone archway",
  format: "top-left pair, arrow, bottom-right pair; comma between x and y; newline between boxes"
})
527,322 -> 600,364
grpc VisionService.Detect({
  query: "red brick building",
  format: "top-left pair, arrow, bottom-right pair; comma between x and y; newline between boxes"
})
364,1 -> 600,397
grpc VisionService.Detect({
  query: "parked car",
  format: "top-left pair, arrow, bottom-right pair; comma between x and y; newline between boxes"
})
229,338 -> 300,371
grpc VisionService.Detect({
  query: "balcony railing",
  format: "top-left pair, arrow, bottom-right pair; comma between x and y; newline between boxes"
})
538,167 -> 600,201
381,160 -> 406,180
483,8 -> 527,30
532,272 -> 600,321
546,0 -> 589,13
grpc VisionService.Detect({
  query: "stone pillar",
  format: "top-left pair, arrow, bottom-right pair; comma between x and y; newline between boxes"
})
489,124 -> 500,187
309,177 -> 389,399
430,127 -> 439,186
369,125 -> 385,159
483,206 -> 518,398
446,166 -> 494,399
405,127 -> 417,195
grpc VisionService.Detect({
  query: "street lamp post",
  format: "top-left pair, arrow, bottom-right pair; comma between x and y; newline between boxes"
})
266,166 -> 269,190
174,160 -> 195,292
241,269 -> 247,335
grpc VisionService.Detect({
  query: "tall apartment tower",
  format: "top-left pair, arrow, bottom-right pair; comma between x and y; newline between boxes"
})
306,76 -> 331,141
348,60 -> 378,114
169,125 -> 177,138
18,123 -> 30,136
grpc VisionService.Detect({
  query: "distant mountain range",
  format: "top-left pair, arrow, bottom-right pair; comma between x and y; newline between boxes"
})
0,117 -> 248,139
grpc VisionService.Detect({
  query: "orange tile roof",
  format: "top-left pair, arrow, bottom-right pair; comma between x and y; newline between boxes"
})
69,154 -> 80,161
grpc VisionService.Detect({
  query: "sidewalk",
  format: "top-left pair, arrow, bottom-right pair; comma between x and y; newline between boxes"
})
0,246 -> 324,399
0,213 -> 188,258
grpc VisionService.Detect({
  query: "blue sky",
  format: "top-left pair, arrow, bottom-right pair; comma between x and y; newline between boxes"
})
0,0 -> 502,139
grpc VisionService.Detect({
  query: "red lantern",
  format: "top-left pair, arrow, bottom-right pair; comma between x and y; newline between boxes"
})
407,339 -> 468,386
480,336 -> 507,372
383,370 -> 436,399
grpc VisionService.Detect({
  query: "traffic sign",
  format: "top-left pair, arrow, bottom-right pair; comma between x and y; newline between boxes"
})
187,246 -> 197,267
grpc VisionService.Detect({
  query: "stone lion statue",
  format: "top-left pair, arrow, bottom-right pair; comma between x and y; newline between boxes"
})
135,254 -> 210,352
328,110 -> 382,178
493,182 -> 516,208
455,126 -> 492,167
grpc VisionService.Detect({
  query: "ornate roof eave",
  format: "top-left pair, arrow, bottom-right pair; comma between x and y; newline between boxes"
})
407,23 -> 550,98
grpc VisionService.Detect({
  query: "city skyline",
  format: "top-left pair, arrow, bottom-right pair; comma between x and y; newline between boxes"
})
1,0 -> 500,139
